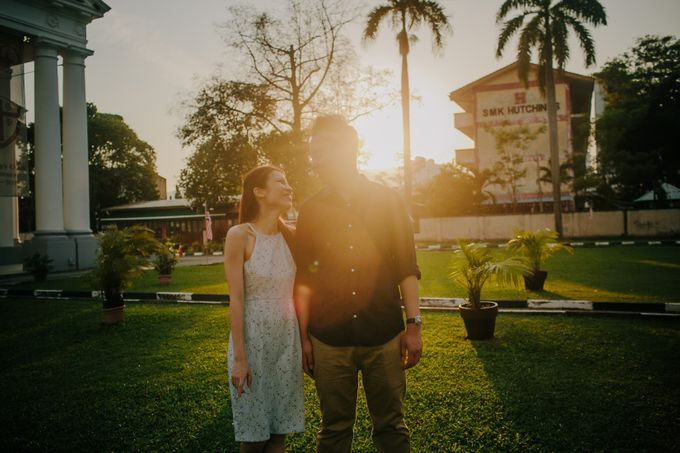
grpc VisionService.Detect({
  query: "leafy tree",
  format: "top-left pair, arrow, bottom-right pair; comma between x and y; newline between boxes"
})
179,0 -> 390,203
496,0 -> 607,235
595,35 -> 680,204
87,104 -> 159,222
21,104 -> 159,231
363,0 -> 451,207
466,167 -> 500,209
221,0 -> 356,199
178,80 -> 277,147
178,136 -> 258,209
414,163 -> 499,217
177,80 -> 274,208
539,156 -> 573,186
486,122 -> 545,210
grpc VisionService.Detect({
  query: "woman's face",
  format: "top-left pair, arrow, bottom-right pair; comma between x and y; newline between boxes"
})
256,170 -> 293,211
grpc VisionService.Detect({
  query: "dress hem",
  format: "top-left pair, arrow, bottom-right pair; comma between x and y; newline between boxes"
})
235,427 -> 306,443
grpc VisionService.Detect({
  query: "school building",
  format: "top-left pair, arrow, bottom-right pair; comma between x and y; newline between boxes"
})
450,61 -> 599,212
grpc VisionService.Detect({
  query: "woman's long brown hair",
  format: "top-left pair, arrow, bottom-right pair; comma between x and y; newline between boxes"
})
238,165 -> 295,251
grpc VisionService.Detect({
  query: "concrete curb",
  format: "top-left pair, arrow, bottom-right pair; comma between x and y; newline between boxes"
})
2,289 -> 679,317
416,239 -> 680,251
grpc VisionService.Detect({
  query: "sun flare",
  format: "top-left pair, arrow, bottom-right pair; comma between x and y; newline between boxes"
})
354,88 -> 464,172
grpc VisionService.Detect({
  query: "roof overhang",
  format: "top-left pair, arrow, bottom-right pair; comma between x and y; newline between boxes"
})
0,0 -> 110,59
449,61 -> 594,113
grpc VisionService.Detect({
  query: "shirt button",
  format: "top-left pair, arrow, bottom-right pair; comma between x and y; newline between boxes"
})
349,245 -> 354,250
348,224 -> 352,228
350,268 -> 355,272
353,314 -> 358,319
352,291 -> 357,295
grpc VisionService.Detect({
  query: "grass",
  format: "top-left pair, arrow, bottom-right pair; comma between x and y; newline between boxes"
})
418,246 -> 680,302
0,299 -> 678,451
8,246 -> 680,302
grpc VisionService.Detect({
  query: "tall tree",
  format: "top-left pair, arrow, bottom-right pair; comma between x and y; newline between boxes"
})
178,79 -> 275,208
223,0 -> 354,198
496,0 -> 607,236
21,104 -> 160,231
87,104 -> 159,224
363,0 -> 451,208
486,122 -> 545,210
179,1 -> 391,203
595,35 -> 680,204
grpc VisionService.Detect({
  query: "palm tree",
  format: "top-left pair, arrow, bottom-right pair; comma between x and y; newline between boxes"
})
363,0 -> 451,208
465,167 -> 499,210
450,241 -> 528,310
496,0 -> 607,236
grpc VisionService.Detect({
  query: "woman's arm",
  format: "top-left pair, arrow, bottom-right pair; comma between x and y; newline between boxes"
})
292,205 -> 314,377
224,226 -> 251,395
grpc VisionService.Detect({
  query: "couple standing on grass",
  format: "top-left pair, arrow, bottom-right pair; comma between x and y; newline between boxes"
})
224,115 -> 423,453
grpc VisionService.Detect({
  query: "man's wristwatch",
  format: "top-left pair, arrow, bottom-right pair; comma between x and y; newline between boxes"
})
406,315 -> 423,327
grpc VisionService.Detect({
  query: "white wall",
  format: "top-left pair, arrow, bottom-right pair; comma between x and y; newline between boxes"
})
415,209 -> 679,241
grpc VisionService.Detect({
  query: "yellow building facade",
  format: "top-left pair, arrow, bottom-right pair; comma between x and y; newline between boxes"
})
450,62 -> 594,211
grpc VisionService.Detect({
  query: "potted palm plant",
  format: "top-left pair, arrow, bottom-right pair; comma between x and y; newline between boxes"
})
450,242 -> 529,340
154,244 -> 178,286
90,225 -> 159,325
507,228 -> 573,291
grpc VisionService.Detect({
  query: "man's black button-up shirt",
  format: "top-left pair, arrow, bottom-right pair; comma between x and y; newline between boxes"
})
294,175 -> 420,347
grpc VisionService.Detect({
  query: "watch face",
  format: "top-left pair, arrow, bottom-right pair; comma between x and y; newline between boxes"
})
408,316 -> 422,325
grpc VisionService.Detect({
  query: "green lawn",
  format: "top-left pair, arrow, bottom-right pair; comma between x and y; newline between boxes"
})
1,299 -> 678,451
418,246 -> 680,302
9,246 -> 680,302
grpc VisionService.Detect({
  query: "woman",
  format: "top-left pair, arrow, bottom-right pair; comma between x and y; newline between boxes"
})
225,166 -> 304,453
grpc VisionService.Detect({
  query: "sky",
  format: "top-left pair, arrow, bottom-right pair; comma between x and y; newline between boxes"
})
23,0 -> 680,192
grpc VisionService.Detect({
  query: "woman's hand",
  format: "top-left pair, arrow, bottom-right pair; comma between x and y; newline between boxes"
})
231,358 -> 252,397
301,336 -> 314,377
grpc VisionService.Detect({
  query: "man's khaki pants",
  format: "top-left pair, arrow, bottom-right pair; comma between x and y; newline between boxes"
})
311,333 -> 409,453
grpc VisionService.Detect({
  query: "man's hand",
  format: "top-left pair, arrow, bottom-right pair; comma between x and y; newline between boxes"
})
400,325 -> 423,369
301,336 -> 315,377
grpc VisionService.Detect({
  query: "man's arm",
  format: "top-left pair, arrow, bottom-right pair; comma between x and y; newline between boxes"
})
400,275 -> 422,369
390,190 -> 423,369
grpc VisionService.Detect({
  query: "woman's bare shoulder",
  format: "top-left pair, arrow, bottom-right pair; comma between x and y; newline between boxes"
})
226,224 -> 253,243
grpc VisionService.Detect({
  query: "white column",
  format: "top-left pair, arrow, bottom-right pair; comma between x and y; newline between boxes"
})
0,66 -> 15,247
62,51 -> 91,234
33,43 -> 65,235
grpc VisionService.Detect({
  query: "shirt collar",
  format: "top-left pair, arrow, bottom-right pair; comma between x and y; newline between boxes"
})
320,173 -> 371,205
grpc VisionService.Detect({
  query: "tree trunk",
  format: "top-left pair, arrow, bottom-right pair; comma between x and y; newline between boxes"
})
400,50 -> 412,210
535,158 -> 544,213
289,45 -> 302,143
544,23 -> 563,237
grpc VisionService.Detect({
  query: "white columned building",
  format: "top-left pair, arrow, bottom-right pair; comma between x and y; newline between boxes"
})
0,0 -> 110,275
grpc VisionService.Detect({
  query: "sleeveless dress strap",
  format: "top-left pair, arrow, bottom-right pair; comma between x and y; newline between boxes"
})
245,223 -> 258,235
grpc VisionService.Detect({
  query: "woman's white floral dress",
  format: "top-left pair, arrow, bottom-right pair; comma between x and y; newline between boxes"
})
227,224 -> 305,442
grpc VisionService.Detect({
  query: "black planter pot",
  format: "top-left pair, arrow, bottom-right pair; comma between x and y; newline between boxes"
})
459,301 -> 499,340
524,270 -> 548,291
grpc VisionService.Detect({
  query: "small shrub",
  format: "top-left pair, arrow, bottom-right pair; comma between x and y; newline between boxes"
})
24,253 -> 53,282
154,244 -> 178,275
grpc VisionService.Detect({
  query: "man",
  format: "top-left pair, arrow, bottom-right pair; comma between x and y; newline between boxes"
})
294,115 -> 423,453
